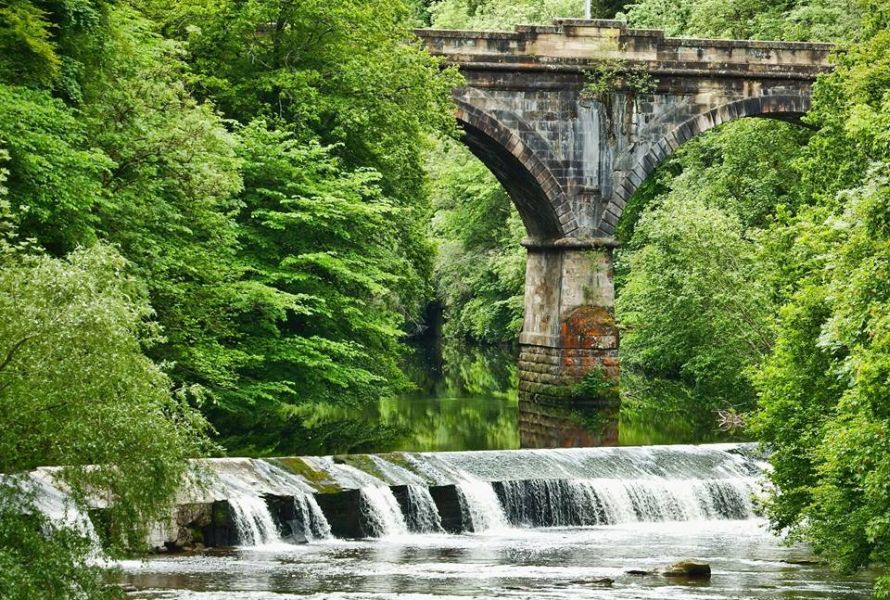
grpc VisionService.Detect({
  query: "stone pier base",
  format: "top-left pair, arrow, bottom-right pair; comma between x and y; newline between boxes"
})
518,243 -> 620,448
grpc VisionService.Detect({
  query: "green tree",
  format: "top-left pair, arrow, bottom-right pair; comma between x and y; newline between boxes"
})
0,244 -> 212,547
0,237 -> 212,597
78,8 -> 246,404
148,0 -> 459,314
0,490 -> 120,600
426,0 -> 627,34
207,122 -> 421,455
0,4 -> 249,424
751,6 -> 890,592
135,0 -> 461,451
617,196 -> 773,416
620,0 -> 861,42
429,140 -> 526,343
0,84 -> 110,254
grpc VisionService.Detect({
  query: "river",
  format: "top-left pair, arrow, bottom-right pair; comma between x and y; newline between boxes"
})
115,442 -> 876,599
377,341 -> 744,451
121,521 -> 874,599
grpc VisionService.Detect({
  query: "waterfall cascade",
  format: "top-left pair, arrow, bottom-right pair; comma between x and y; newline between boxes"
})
359,487 -> 409,537
456,480 -> 510,532
27,443 -> 766,549
291,492 -> 332,541
228,496 -> 281,546
402,485 -> 443,533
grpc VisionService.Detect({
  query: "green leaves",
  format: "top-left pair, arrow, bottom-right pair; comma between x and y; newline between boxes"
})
0,481 -> 122,600
620,0 -> 861,42
611,7 -> 890,594
0,84 -> 110,254
0,244 -> 213,551
0,0 -> 60,85
155,0 -> 460,202
748,15 -> 890,592
428,139 -> 526,343
617,195 -> 773,414
198,121 -> 416,454
428,0 -> 629,29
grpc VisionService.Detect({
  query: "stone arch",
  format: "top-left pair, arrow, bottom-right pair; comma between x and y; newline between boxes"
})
600,94 -> 812,234
454,100 -> 578,240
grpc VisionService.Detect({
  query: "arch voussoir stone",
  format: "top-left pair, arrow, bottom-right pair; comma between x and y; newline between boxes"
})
454,98 -> 572,241
604,93 -> 814,229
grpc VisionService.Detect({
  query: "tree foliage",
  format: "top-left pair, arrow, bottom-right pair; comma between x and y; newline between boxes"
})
0,0 -> 458,459
617,0 -> 889,592
0,485 -> 120,600
429,0 -> 624,29
617,196 -> 773,415
428,140 -> 526,343
749,8 -> 890,592
207,122 -> 421,454
619,0 -> 862,42
0,0 -> 457,593
0,244 -> 212,544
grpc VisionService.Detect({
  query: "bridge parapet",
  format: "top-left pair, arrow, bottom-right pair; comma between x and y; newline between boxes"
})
417,20 -> 832,78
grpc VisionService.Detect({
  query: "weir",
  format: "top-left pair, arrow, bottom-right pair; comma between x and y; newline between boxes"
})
28,443 -> 765,549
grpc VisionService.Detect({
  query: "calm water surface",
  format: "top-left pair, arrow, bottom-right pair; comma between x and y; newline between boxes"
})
380,341 -> 746,452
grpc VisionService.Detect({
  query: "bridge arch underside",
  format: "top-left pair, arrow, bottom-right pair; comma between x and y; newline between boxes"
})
455,105 -> 570,241
602,94 -> 811,234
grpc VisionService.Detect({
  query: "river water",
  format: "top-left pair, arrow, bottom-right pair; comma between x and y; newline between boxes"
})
121,520 -> 874,599
379,342 -> 745,451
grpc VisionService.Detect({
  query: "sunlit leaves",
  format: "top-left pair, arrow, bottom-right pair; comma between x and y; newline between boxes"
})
617,196 -> 773,413
0,245 -> 212,550
428,139 -> 526,343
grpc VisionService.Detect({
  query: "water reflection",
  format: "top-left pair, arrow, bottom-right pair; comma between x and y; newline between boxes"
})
385,340 -> 747,452
380,340 -> 519,451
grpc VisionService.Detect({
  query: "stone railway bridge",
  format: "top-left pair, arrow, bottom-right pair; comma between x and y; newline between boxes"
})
416,19 -> 832,448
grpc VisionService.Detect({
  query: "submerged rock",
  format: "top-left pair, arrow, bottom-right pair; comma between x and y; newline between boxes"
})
625,569 -> 655,576
569,577 -> 613,587
662,560 -> 711,579
781,558 -> 823,566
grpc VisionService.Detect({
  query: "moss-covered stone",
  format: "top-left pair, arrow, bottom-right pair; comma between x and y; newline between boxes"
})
376,452 -> 432,483
336,454 -> 388,482
268,457 -> 342,494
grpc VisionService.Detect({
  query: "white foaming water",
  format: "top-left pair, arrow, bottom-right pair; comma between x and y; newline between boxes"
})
360,487 -> 408,537
369,444 -> 764,530
291,492 -> 332,540
24,443 -> 768,556
25,472 -> 105,558
494,476 -> 757,527
403,485 -> 443,533
456,479 -> 509,532
228,496 -> 281,546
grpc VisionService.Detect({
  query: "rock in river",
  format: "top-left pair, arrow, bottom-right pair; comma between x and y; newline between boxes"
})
662,560 -> 711,579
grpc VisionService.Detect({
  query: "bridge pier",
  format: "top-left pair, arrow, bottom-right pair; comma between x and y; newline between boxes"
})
518,241 -> 619,448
